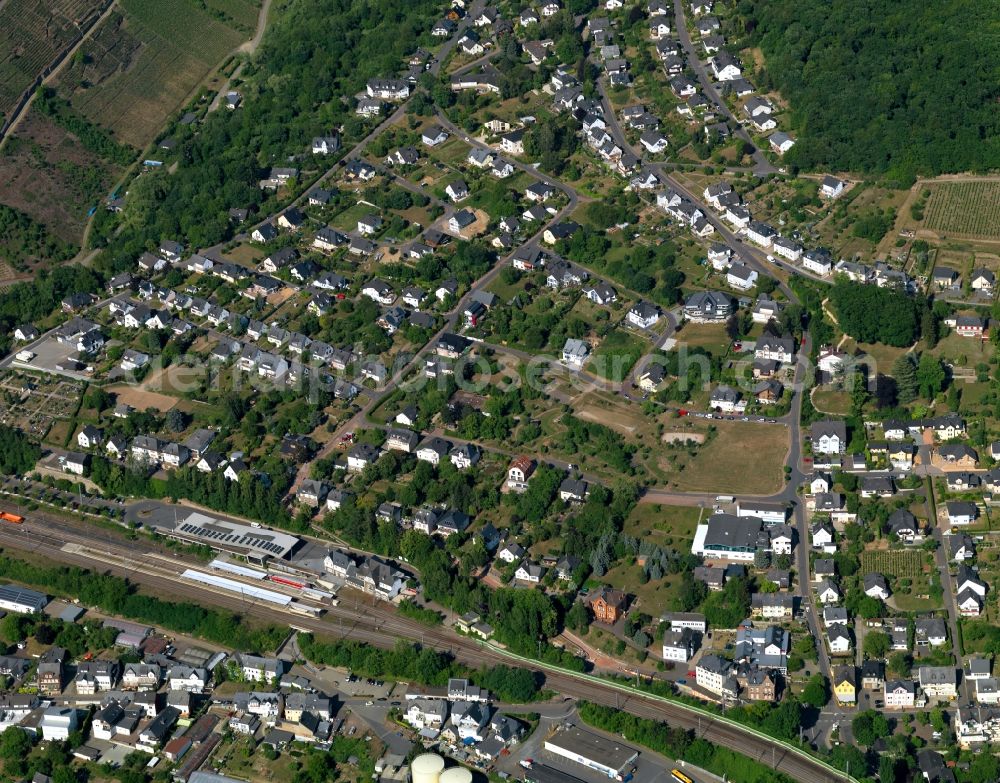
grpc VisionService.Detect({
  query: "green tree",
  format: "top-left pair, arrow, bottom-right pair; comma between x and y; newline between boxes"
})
165,408 -> 187,432
967,752 -> 1000,783
892,354 -> 918,404
863,631 -> 890,659
851,710 -> 889,747
801,674 -> 829,708
888,651 -> 912,678
702,577 -> 751,629
829,281 -> 918,347
916,353 -> 946,399
0,725 -> 34,776
474,665 -> 542,702
878,755 -> 897,783
86,387 -> 112,412
566,600 -> 591,633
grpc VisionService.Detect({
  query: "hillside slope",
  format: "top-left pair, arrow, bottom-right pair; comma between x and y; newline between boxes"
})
740,0 -> 1000,182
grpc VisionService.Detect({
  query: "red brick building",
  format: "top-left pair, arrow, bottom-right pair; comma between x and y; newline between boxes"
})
589,587 -> 628,624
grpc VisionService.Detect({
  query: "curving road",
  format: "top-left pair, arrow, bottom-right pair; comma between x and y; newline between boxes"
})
0,508 -> 853,783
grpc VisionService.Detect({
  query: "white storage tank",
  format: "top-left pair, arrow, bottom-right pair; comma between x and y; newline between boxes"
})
440,767 -> 473,783
412,753 -> 445,783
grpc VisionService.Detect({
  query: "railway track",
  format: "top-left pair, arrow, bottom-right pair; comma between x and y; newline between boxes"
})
0,511 -> 850,783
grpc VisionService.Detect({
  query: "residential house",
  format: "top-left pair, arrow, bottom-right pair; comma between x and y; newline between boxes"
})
833,667 -> 856,705
627,301 -> 661,329
589,587 -> 628,623
885,679 -> 916,709
919,667 -> 958,700
947,501 -> 979,526
514,561 -> 545,583
661,627 -> 697,663
811,420 -> 847,455
506,456 -> 535,491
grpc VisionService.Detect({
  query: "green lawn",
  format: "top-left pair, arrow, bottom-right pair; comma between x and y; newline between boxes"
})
624,503 -> 705,547
811,388 -> 852,416
932,331 -> 995,366
331,203 -> 379,232
590,330 -> 644,382
673,321 -> 731,353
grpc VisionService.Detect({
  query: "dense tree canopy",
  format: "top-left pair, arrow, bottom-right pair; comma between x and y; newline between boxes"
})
739,0 -> 1000,182
828,281 -> 919,347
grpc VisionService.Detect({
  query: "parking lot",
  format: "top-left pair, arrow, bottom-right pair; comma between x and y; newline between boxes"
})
11,337 -> 90,379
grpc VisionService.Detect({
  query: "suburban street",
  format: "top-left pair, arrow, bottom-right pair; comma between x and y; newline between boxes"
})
0,506 -> 854,783
669,0 -> 776,176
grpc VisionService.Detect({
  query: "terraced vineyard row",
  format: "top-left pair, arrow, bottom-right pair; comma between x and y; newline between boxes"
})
923,180 -> 1000,238
0,0 -> 105,120
58,0 -> 256,146
860,549 -> 924,579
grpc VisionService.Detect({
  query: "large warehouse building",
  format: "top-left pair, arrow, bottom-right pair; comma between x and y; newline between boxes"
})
153,511 -> 302,565
543,726 -> 638,781
0,584 -> 48,614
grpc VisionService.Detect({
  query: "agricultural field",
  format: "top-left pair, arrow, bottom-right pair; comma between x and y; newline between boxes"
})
0,0 -> 104,123
922,180 -> 1000,239
54,0 -> 260,147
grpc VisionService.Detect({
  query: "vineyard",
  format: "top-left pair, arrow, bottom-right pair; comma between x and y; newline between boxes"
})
56,0 -> 258,147
923,180 -> 1000,238
0,0 -> 105,121
860,549 -> 926,580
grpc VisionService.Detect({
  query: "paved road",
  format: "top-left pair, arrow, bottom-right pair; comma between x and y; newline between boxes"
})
670,0 -> 775,176
0,511 -> 855,783
927,478 -> 964,677
289,114 -> 581,492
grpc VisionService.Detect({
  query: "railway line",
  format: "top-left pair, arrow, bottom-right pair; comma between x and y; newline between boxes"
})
0,510 -> 850,783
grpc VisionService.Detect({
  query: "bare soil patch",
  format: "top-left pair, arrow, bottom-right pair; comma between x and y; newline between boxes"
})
661,431 -> 705,444
0,109 -> 121,244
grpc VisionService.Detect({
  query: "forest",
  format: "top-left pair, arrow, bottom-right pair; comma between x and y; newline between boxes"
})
738,0 -> 1000,182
